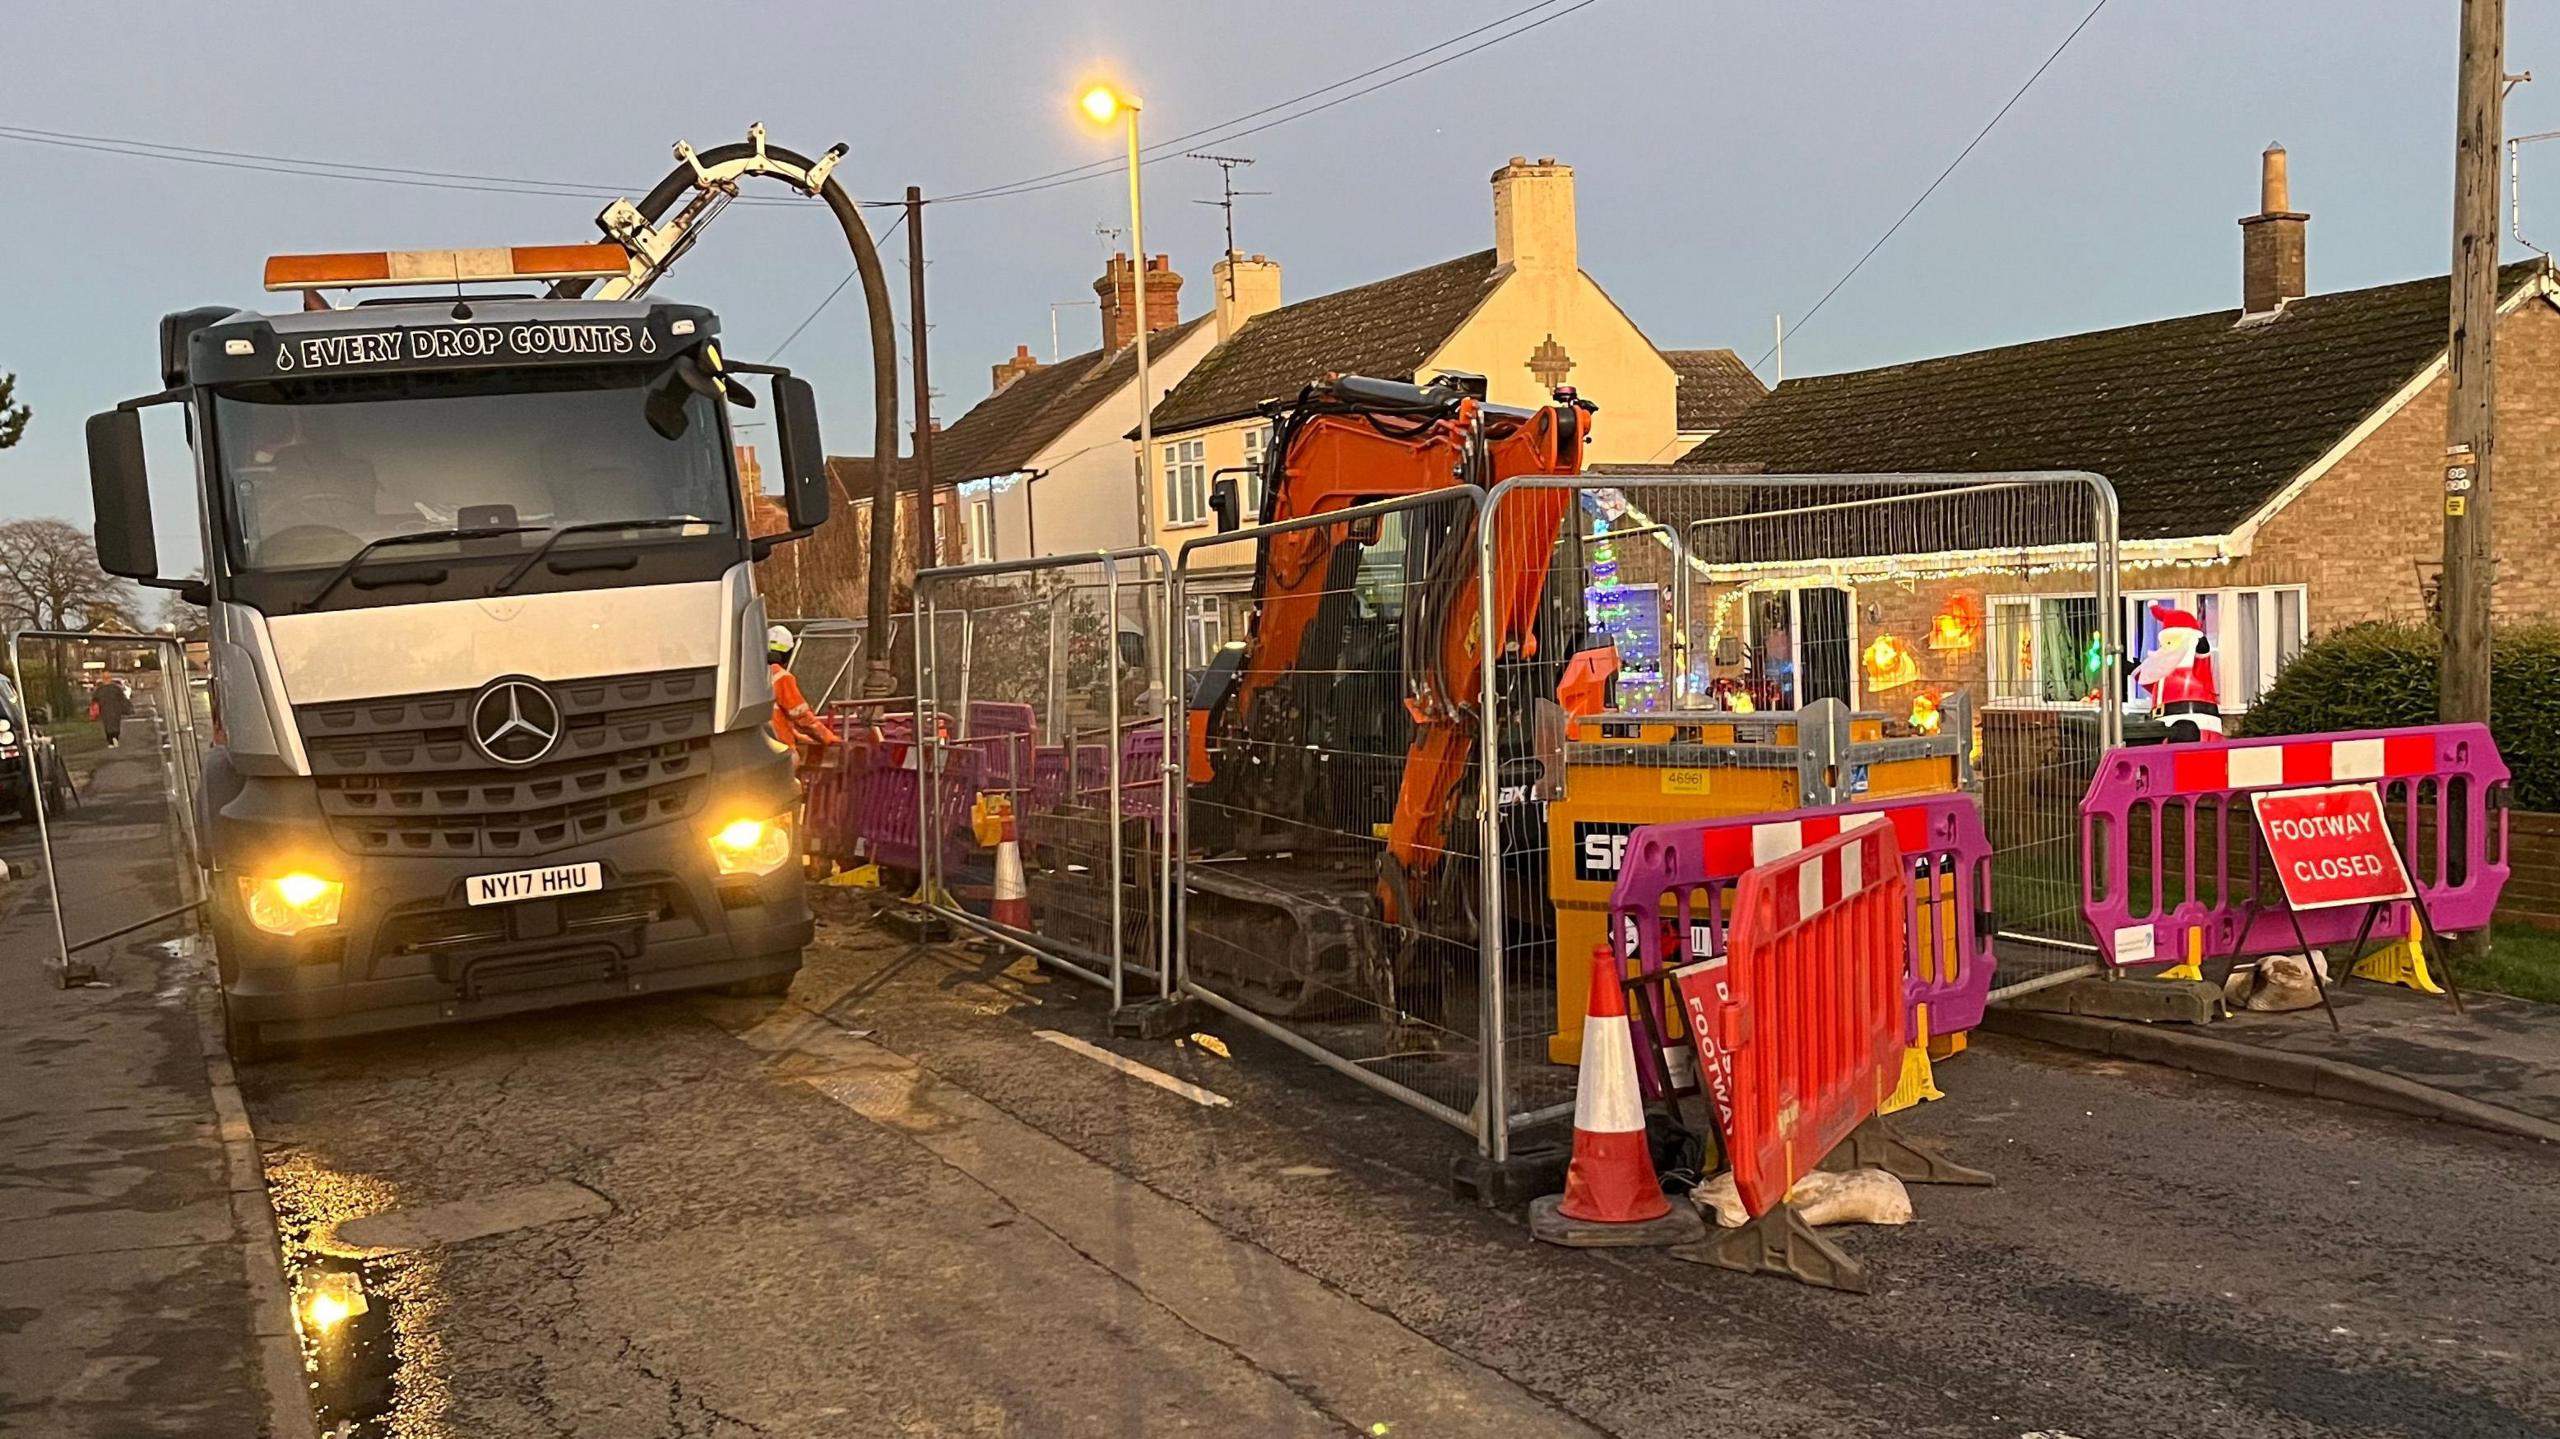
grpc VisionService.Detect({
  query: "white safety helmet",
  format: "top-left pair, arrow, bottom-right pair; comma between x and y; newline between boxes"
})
766,624 -> 795,655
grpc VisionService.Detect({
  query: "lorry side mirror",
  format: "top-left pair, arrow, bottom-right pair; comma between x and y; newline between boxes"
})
773,375 -> 829,531
88,409 -> 160,582
1209,474 -> 1241,534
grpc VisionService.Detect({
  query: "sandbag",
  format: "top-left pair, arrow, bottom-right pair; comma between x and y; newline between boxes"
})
2224,950 -> 2328,1012
1691,1167 -> 1912,1229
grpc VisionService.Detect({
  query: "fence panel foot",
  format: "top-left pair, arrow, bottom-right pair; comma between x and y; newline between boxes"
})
1819,1117 -> 1996,1187
1674,1205 -> 1870,1294
1449,1143 -> 1569,1211
1109,994 -> 1207,1041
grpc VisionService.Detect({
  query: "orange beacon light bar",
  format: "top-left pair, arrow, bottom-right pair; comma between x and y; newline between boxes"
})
263,243 -> 630,292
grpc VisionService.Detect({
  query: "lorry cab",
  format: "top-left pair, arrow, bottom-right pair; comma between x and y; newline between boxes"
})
87,245 -> 832,1056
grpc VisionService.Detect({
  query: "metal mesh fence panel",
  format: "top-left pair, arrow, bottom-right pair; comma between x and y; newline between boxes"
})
1479,473 -> 2123,1155
776,617 -> 868,712
914,553 -> 1174,1001
1175,489 -> 1491,1138
7,633 -> 208,984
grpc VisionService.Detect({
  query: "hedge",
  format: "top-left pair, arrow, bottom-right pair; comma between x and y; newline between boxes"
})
2236,621 -> 2560,812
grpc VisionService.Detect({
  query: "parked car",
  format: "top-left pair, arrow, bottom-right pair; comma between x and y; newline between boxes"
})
0,675 -> 78,822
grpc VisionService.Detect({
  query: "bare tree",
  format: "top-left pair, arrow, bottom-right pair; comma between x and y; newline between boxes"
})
152,572 -> 210,643
0,518 -> 140,634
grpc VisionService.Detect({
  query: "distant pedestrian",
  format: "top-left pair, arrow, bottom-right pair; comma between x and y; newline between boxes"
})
91,676 -> 131,748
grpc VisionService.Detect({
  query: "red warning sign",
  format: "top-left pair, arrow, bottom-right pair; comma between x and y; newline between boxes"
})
2249,783 -> 2416,912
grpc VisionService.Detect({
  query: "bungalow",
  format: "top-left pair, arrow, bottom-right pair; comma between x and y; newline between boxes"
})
1645,145 -> 2560,735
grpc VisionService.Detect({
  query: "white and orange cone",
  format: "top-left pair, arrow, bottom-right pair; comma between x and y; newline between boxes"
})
992,802 -> 1032,930
1529,946 -> 1705,1247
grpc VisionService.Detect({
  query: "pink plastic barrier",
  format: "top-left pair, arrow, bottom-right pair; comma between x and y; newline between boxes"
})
2080,725 -> 2510,967
801,739 -> 870,863
1117,724 -> 1167,823
1606,794 -> 1997,1100
964,703 -> 1039,795
856,740 -> 983,875
1028,746 -> 1070,813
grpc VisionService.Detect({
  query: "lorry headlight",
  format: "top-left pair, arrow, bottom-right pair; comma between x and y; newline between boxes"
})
709,812 -> 796,877
240,872 -> 344,936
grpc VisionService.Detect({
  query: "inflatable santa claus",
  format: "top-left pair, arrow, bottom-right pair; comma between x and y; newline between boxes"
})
2132,601 -> 2221,741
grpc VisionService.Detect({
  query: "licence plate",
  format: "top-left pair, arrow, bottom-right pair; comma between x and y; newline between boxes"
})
466,862 -> 602,907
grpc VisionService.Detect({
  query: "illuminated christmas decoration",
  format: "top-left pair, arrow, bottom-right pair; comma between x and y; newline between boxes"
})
1863,633 -> 1919,692
1929,595 -> 1979,650
1908,687 -> 1947,735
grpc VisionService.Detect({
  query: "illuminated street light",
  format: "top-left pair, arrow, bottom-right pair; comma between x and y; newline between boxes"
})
1080,82 -> 1155,545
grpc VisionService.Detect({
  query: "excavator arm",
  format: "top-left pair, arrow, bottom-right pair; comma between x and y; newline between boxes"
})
1190,373 -> 1592,928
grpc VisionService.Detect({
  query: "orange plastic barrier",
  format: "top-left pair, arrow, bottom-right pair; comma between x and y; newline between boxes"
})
1703,819 -> 1910,1219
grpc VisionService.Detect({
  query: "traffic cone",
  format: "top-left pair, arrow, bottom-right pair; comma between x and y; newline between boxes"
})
992,802 -> 1032,930
1529,946 -> 1704,1248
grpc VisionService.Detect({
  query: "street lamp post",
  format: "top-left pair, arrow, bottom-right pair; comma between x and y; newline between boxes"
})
1084,85 -> 1154,548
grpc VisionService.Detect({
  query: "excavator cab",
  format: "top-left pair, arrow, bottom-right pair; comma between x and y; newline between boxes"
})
1182,371 -> 1599,1018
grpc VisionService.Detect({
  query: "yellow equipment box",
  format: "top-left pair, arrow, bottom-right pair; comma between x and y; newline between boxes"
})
1544,697 -> 1970,1064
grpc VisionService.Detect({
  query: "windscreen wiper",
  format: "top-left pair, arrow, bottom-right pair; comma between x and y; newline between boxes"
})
490,517 -> 708,594
302,525 -> 541,611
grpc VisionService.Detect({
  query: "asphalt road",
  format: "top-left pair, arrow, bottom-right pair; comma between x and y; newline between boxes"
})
224,888 -> 2560,1439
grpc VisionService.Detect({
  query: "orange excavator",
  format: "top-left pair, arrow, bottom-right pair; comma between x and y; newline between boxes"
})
1184,372 -> 1598,1017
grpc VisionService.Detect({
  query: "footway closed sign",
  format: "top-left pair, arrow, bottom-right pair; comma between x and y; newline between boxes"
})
2248,782 -> 2415,911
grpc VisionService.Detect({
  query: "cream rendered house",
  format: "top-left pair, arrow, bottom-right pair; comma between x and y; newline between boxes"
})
936,254 -> 1218,564
1143,156 -> 1691,654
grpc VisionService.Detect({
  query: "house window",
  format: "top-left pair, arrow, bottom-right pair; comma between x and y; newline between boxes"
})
1160,438 -> 1208,527
1988,585 -> 2309,711
1184,594 -> 1226,668
1741,586 -> 1854,710
964,493 -> 996,564
1239,423 -> 1271,518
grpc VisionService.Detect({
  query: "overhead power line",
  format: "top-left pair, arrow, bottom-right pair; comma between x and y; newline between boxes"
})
770,208 -> 910,362
1753,0 -> 2111,371
0,124 -> 866,206
0,0 -> 1594,211
931,0 -> 1581,203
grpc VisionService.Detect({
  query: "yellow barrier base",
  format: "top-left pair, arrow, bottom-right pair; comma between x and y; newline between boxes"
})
821,863 -> 881,889
2157,959 -> 2204,982
1881,1043 -> 1944,1113
2353,932 -> 2445,995
1927,1031 -> 1967,1061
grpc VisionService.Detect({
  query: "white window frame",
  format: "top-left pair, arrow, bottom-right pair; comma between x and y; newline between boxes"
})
1985,584 -> 2310,712
964,493 -> 996,564
1160,437 -> 1208,529
1184,594 -> 1226,668
1741,583 -> 1859,710
1239,423 -> 1271,518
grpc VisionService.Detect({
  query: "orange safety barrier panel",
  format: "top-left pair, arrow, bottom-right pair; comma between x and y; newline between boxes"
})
1706,819 -> 1910,1219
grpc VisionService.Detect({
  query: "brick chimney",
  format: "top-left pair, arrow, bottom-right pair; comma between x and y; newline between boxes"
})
1096,253 -> 1182,351
1492,155 -> 1577,273
990,343 -> 1041,394
1211,251 -> 1283,341
2238,142 -> 2308,317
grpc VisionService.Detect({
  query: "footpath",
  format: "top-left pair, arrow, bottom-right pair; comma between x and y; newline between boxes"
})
0,764 -> 307,1437
1989,970 -> 2560,1144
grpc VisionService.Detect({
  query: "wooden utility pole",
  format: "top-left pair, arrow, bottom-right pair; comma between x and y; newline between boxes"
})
2441,0 -> 2504,724
907,185 -> 938,574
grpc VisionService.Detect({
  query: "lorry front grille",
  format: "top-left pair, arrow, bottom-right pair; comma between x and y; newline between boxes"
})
298,669 -> 719,858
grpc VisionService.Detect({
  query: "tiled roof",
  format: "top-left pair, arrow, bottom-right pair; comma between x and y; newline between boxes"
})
1674,261 -> 2549,544
1663,348 -> 1766,433
1149,250 -> 1504,434
935,316 -> 1211,485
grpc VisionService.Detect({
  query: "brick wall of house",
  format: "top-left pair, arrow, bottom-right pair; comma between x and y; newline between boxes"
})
2243,294 -> 2560,627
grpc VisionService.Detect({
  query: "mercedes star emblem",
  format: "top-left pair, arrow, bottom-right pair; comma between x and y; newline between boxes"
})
469,679 -> 563,767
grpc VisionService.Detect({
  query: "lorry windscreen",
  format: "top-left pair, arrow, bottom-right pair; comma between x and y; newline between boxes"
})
211,365 -> 735,580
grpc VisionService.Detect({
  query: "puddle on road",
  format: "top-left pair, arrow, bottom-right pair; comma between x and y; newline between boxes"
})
264,1149 -> 452,1437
